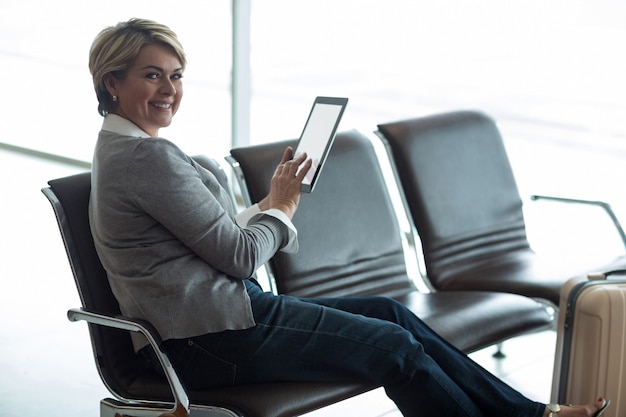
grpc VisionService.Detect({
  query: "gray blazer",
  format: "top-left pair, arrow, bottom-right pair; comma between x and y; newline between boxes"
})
89,128 -> 292,350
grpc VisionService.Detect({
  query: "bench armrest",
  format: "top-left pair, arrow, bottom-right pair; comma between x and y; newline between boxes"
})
67,307 -> 190,416
530,194 -> 626,252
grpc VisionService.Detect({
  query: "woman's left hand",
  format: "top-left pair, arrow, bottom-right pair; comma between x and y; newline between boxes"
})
258,147 -> 312,218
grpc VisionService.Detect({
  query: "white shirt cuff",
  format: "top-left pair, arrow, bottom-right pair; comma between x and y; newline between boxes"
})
235,204 -> 299,253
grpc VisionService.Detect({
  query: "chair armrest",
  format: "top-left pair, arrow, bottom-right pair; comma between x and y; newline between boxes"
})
530,194 -> 626,252
224,155 -> 254,208
67,307 -> 190,416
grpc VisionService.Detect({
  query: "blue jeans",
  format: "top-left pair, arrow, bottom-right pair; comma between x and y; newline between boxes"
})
162,281 -> 545,417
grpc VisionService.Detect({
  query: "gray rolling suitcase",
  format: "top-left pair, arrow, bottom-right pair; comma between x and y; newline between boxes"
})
551,270 -> 626,417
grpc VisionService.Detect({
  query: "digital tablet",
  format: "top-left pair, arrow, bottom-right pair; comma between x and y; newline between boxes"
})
294,96 -> 348,192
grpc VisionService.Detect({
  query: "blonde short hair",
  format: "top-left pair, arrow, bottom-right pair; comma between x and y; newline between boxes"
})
89,18 -> 187,116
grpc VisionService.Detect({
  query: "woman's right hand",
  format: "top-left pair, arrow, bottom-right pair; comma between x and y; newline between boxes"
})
260,146 -> 312,219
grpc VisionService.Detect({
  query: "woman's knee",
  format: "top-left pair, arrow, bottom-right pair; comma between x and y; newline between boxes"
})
366,296 -> 415,322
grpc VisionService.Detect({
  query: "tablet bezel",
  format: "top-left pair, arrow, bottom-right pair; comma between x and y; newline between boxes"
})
294,96 -> 348,193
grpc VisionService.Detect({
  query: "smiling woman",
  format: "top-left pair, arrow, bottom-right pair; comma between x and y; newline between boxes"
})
89,19 -> 186,137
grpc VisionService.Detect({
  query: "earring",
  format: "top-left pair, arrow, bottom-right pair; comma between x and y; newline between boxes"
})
112,95 -> 118,102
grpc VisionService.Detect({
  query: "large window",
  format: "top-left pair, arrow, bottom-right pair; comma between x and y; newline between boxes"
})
3,0 -> 625,205
0,0 -> 232,160
249,0 -> 626,144
247,0 -> 626,222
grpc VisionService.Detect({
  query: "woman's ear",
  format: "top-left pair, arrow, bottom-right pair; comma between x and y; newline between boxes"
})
103,73 -> 118,97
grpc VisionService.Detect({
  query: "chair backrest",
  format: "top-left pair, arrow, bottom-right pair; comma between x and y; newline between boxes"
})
377,110 -> 532,286
41,156 -> 234,403
44,172 -> 156,401
45,173 -> 118,314
229,130 -> 417,298
228,129 -> 555,355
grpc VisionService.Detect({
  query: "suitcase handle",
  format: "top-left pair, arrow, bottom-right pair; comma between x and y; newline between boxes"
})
588,269 -> 626,280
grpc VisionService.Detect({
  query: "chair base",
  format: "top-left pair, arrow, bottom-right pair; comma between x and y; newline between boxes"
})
100,398 -> 243,417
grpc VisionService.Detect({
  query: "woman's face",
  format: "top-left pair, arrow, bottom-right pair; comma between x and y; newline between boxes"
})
105,43 -> 183,136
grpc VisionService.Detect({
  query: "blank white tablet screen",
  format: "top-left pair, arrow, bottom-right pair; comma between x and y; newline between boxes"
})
295,102 -> 344,188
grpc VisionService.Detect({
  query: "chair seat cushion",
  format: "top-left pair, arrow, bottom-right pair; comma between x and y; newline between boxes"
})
431,250 -> 626,305
124,371 -> 373,417
395,290 -> 553,353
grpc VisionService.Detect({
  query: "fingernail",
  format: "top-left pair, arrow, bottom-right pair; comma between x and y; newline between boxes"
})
598,397 -> 604,402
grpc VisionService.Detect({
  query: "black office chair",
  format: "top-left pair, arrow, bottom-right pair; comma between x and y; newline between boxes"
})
41,156 -> 371,417
377,110 -> 626,306
227,130 -> 553,353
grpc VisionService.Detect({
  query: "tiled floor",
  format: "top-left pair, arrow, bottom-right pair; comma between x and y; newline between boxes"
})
3,124 -> 623,417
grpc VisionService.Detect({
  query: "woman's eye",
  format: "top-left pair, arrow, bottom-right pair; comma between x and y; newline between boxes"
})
146,73 -> 160,80
172,73 -> 183,81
